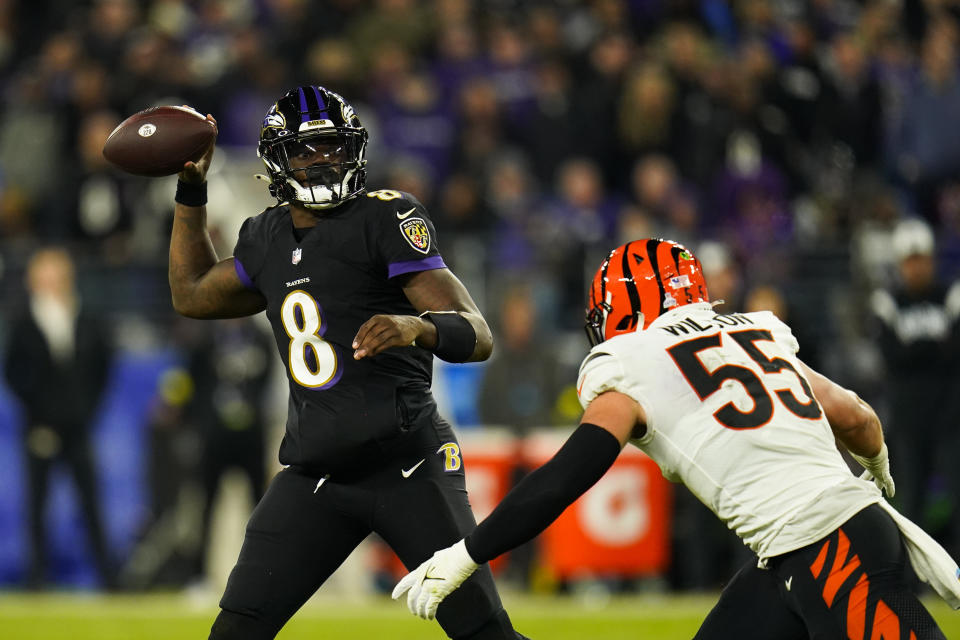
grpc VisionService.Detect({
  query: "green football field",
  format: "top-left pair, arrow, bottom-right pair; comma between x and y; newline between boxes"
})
0,592 -> 957,639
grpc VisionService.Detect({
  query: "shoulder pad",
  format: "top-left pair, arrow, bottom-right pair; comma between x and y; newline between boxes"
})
245,204 -> 289,236
577,349 -> 627,409
747,310 -> 801,356
363,189 -> 424,211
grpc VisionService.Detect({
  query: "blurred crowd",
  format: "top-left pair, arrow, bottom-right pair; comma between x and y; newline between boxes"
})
3,0 -> 960,318
2,0 -> 960,592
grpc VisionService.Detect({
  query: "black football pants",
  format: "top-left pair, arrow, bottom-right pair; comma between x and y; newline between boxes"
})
695,503 -> 946,639
208,421 -> 525,640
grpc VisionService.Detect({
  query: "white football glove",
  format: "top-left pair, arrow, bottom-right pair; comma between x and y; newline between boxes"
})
391,539 -> 479,620
851,442 -> 895,497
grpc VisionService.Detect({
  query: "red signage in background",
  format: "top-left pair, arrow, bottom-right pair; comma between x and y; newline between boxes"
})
458,429 -> 521,574
522,431 -> 672,579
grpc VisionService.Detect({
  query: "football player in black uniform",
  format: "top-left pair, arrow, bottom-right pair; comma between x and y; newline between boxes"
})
169,85 -> 529,640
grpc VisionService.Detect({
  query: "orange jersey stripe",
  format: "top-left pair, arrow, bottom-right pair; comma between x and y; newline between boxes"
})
847,572 -> 870,640
810,539 -> 831,579
870,599 -> 900,640
823,530 -> 861,607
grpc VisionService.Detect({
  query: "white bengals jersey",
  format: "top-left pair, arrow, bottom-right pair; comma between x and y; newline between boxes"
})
578,302 -> 880,560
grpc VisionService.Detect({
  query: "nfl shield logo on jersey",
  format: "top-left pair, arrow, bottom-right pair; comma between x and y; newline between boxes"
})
292,247 -> 302,264
400,218 -> 431,254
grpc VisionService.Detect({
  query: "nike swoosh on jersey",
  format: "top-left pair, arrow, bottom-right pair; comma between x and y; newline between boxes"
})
397,207 -> 416,219
401,458 -> 426,478
785,576 -> 793,591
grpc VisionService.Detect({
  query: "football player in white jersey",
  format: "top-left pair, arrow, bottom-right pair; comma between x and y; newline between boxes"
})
394,239 -> 960,639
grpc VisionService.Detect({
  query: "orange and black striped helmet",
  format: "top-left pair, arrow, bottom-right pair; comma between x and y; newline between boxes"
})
585,239 -> 709,346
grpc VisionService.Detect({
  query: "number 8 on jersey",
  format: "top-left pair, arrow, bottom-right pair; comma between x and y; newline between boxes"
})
281,290 -> 339,388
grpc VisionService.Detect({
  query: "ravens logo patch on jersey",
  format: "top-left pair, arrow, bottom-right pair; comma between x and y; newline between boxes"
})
400,218 -> 431,254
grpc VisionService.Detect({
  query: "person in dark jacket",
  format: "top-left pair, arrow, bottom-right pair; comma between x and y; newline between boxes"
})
3,246 -> 114,589
869,219 -> 960,538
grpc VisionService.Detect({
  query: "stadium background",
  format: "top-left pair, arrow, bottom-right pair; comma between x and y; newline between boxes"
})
0,0 -> 959,637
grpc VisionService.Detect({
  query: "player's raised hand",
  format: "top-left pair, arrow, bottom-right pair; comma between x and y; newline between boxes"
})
179,110 -> 218,185
353,313 -> 427,359
392,540 -> 479,620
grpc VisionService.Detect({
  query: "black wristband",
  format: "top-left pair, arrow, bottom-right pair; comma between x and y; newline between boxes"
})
465,423 -> 622,564
175,180 -> 207,207
421,311 -> 477,362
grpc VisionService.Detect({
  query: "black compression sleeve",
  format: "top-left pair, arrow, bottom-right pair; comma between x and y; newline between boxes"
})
421,311 -> 477,362
464,423 -> 623,564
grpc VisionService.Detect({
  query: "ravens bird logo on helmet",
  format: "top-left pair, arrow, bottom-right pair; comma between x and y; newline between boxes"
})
257,85 -> 368,209
585,239 -> 709,346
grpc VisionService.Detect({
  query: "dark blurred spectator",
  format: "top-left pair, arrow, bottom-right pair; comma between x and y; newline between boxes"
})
768,18 -> 825,149
3,247 -> 115,589
630,154 -> 679,220
478,283 -> 564,434
112,27 -> 184,114
208,27 -> 289,147
744,282 -> 787,317
84,0 -> 138,67
121,323 -> 202,590
121,316 -> 273,589
520,59 -> 578,186
348,0 -> 434,74
548,157 -> 622,323
65,110 -> 136,256
696,240 -> 743,313
935,177 -> 960,278
629,154 -> 702,247
0,71 -> 64,237
572,30 -> 634,180
265,0 -> 353,65
850,178 -> 903,288
657,21 -> 725,186
816,31 -> 885,170
889,18 -> 960,219
484,20 -> 538,129
451,77 -> 506,176
712,129 -> 794,281
477,282 -> 566,588
526,4 -> 566,60
434,171 -> 490,240
616,60 -> 679,166
869,219 -> 960,543
375,70 -> 455,184
184,318 -> 273,583
379,156 -> 435,207
552,156 -> 620,244
483,152 -> 545,274
302,37 -> 364,105
430,20 -> 486,108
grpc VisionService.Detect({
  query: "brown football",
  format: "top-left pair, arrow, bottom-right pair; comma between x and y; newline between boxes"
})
102,106 -> 216,177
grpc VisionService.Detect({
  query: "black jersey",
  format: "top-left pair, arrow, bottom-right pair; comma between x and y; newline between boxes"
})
870,282 -> 960,377
232,189 -> 447,472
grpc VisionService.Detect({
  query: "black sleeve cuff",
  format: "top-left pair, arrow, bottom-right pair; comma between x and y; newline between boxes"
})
175,180 -> 207,206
